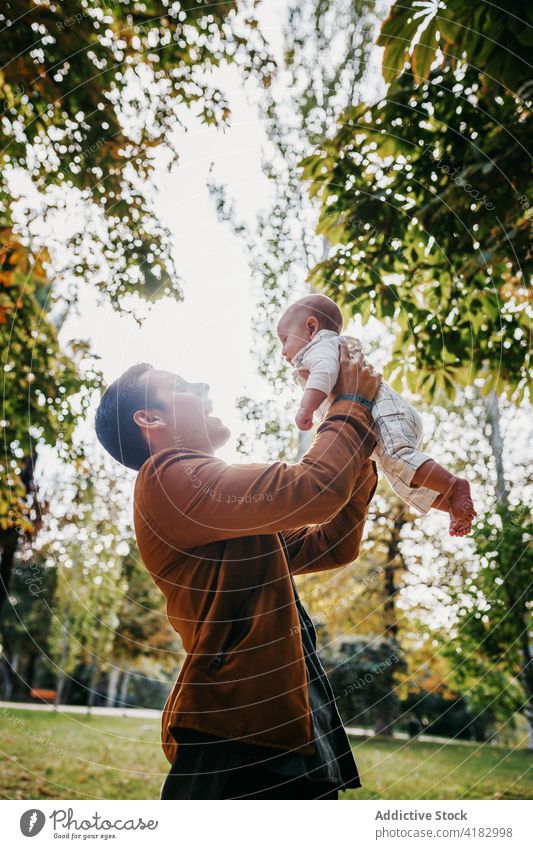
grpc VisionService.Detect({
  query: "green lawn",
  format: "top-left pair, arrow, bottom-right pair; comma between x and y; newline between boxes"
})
1,709 -> 531,800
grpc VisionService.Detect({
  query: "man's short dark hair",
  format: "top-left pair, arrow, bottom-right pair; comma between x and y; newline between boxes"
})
95,363 -> 162,471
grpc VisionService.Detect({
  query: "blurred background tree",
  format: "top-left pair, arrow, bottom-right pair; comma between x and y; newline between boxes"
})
1,461 -> 181,707
0,0 -> 274,614
301,0 -> 531,402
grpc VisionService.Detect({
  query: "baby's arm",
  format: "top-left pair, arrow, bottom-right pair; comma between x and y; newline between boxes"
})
296,388 -> 327,430
296,338 -> 341,431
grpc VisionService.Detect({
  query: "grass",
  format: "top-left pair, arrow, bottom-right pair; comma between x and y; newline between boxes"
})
346,734 -> 532,800
0,708 -> 531,800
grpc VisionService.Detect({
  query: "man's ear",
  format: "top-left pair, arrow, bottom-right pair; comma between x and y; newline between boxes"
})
133,409 -> 165,429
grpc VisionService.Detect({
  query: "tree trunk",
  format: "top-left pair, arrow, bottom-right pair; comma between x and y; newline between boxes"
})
0,649 -> 18,701
0,451 -> 38,620
55,623 -> 70,705
87,656 -> 99,708
523,690 -> 533,750
0,528 -> 19,622
482,390 -> 509,508
296,429 -> 313,461
24,651 -> 38,697
55,670 -> 68,705
383,507 -> 406,640
118,669 -> 131,707
518,623 -> 533,750
105,664 -> 121,707
374,711 -> 393,736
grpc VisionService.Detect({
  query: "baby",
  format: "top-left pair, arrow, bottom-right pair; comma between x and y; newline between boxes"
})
276,294 -> 476,536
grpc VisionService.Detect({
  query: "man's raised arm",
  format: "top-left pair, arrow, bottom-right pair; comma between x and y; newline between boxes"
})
136,349 -> 381,550
281,457 -> 378,576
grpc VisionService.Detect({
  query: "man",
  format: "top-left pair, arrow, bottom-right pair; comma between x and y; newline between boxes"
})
95,346 -> 381,799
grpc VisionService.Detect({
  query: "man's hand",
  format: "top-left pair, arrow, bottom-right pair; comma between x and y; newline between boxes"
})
330,345 -> 381,403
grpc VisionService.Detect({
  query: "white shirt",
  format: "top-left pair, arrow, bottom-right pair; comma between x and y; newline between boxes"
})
291,330 -> 437,515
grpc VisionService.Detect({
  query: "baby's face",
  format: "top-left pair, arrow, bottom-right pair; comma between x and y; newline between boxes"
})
276,309 -> 312,364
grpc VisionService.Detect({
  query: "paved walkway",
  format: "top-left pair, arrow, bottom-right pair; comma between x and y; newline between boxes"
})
1,701 -> 479,746
0,700 -> 160,719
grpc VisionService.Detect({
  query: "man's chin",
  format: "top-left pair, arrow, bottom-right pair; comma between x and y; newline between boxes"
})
208,417 -> 231,448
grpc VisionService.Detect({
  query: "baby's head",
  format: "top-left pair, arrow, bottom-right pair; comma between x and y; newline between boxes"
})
276,294 -> 343,364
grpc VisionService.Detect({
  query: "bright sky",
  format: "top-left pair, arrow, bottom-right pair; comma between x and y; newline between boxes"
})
60,3 -> 287,466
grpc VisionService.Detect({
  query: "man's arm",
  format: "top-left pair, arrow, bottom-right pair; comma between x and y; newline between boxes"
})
137,398 -> 377,551
281,458 -> 378,575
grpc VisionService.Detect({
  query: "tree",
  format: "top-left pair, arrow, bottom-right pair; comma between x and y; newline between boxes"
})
209,0 -> 380,457
324,636 -> 406,733
0,0 -> 274,611
42,464 -> 131,705
444,506 -> 533,747
0,546 -> 57,700
107,552 -> 181,708
391,387 -> 532,745
0,0 -> 273,304
300,0 -> 531,402
0,232 -> 101,614
294,3 -> 533,743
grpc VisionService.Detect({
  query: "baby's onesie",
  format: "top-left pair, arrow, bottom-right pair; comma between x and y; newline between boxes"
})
292,329 -> 437,514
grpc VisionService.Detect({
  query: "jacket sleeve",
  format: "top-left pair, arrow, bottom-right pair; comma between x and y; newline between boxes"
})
281,459 -> 378,575
137,399 -> 377,550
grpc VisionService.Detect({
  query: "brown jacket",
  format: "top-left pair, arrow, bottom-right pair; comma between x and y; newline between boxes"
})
133,398 -> 378,764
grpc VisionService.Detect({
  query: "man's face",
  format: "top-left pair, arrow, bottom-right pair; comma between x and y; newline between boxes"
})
140,369 -> 230,454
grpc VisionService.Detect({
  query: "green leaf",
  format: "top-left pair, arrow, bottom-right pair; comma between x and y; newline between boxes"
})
411,19 -> 439,85
378,3 -> 420,84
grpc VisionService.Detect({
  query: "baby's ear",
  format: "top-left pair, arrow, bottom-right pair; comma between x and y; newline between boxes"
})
306,315 -> 319,336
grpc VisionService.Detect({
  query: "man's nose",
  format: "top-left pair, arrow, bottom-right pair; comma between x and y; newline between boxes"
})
191,382 -> 210,396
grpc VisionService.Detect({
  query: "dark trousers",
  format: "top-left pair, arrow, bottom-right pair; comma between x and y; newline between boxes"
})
161,757 -> 339,800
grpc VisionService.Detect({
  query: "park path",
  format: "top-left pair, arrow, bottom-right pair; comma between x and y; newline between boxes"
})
0,700 -> 478,746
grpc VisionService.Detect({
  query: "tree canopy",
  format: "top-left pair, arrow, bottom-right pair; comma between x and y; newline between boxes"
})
301,0 -> 531,402
1,0 -> 273,542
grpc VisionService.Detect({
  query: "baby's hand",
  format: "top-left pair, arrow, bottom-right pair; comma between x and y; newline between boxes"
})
295,407 -> 314,431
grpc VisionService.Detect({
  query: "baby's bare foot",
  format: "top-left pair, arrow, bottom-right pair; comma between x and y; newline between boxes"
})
450,518 -> 472,537
448,478 -> 476,536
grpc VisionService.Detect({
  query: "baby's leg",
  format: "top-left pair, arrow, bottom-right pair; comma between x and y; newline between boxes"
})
372,387 -> 476,535
411,461 -> 476,536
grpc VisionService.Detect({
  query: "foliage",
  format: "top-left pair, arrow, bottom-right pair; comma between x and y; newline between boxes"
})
0,460 -> 179,705
112,552 -> 181,666
325,636 -> 406,732
400,690 -> 490,741
378,0 -> 532,90
0,230 -> 101,531
0,547 -> 57,698
0,0 -> 273,303
443,505 -> 533,734
0,0 -> 273,548
301,3 -> 532,402
45,466 -> 131,700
